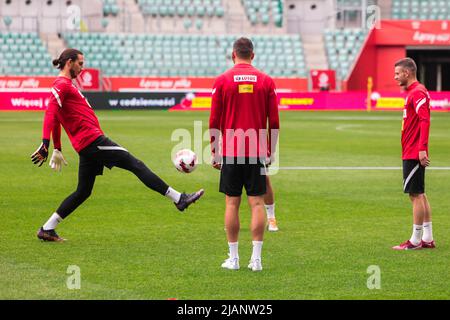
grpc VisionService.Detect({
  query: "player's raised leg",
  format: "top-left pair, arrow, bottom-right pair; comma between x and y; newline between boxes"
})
113,151 -> 204,212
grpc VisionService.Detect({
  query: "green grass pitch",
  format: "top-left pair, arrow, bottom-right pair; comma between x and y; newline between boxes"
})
0,110 -> 449,299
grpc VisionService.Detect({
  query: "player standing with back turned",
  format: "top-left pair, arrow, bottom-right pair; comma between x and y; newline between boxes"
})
209,37 -> 279,271
31,49 -> 204,242
392,57 -> 435,250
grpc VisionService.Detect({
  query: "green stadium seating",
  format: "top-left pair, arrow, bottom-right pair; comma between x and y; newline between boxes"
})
138,0 -> 225,25
391,0 -> 450,19
240,0 -> 283,27
324,28 -> 367,79
61,32 -> 307,77
0,32 -> 56,76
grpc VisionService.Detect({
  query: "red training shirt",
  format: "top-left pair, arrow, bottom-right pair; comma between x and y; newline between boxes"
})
209,63 -> 280,158
401,81 -> 431,160
43,76 -> 104,153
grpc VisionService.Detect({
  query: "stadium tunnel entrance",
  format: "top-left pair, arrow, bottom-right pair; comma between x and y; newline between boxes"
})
407,48 -> 450,92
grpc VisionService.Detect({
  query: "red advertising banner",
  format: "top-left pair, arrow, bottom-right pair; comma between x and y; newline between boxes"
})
278,92 -> 366,110
170,92 -> 368,111
0,74 -> 306,92
376,20 -> 450,46
170,91 -> 450,112
103,77 -> 307,92
273,78 -> 308,92
310,70 -> 336,91
74,68 -> 100,91
3,91 -> 448,112
0,68 -> 100,91
0,92 -> 50,111
371,91 -> 450,111
104,77 -> 214,92
0,76 -> 55,91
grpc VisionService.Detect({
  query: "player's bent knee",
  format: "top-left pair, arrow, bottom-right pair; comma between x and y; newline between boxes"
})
128,155 -> 147,172
75,189 -> 92,201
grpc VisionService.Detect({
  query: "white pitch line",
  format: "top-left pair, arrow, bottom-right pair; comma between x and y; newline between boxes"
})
335,124 -> 363,131
270,167 -> 450,170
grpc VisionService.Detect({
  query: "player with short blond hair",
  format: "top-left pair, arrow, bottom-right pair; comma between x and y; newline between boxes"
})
392,57 -> 434,250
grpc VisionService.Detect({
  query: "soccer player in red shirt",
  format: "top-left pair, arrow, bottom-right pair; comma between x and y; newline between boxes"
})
209,38 -> 280,271
392,57 -> 434,250
31,49 -> 204,242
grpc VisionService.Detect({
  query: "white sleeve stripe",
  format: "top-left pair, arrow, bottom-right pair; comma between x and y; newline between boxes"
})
51,88 -> 62,108
415,98 -> 426,114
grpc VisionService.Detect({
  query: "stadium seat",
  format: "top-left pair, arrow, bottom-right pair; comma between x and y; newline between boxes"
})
102,0 -> 119,16
324,28 -> 367,79
240,0 -> 284,27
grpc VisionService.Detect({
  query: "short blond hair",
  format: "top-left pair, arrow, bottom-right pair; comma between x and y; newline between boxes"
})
395,57 -> 417,75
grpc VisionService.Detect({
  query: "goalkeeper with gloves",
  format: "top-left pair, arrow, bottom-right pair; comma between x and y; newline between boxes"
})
31,49 -> 203,242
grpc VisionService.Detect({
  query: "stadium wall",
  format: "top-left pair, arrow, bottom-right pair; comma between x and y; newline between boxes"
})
0,76 -> 307,93
103,77 -> 308,93
344,27 -> 377,92
346,20 -> 450,91
375,46 -> 406,91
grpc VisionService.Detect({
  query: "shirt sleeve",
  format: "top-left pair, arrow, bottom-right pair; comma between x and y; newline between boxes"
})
42,82 -> 68,148
414,91 -> 430,152
52,119 -> 62,151
267,77 -> 280,157
209,76 -> 223,155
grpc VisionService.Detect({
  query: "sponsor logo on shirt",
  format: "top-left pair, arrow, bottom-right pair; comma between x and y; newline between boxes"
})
234,75 -> 257,82
239,84 -> 254,93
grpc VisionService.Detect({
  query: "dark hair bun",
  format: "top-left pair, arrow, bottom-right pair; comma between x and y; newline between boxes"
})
52,59 -> 60,67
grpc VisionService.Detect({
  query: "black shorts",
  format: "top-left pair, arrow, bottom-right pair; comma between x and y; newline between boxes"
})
219,157 -> 267,197
79,135 -> 130,176
403,160 -> 425,194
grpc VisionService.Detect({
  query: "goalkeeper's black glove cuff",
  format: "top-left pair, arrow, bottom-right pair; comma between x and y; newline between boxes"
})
42,139 -> 50,149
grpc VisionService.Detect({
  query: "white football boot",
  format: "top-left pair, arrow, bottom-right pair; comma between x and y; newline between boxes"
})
248,259 -> 263,272
221,257 -> 240,270
267,218 -> 279,232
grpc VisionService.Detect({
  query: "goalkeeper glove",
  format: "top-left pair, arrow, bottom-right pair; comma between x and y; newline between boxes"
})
49,149 -> 68,172
31,140 -> 49,167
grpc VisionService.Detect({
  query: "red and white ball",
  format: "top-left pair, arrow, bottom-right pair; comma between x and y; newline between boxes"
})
173,149 -> 198,173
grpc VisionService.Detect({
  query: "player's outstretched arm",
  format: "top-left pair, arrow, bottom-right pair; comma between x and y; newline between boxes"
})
34,85 -> 65,169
